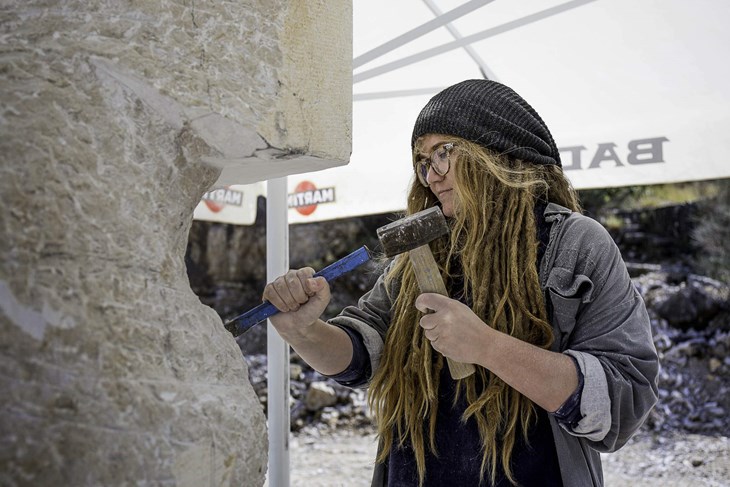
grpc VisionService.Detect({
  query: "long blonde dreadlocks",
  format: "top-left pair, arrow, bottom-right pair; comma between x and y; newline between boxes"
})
367,138 -> 581,486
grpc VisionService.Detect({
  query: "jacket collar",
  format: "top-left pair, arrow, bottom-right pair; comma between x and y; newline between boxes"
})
544,202 -> 573,222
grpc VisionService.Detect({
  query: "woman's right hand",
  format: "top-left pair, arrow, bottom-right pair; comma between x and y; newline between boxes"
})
262,267 -> 331,338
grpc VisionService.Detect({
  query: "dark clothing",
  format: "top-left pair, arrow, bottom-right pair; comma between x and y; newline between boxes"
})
386,365 -> 563,487
331,325 -> 573,486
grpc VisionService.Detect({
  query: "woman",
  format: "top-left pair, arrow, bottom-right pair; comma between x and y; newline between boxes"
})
262,79 -> 659,486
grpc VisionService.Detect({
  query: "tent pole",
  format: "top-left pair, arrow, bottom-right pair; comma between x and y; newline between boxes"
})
421,0 -> 498,81
353,0 -> 493,69
354,0 -> 597,84
266,176 -> 290,487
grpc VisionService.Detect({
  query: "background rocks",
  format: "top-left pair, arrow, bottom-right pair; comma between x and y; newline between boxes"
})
188,200 -> 730,435
635,271 -> 729,435
187,201 -> 730,440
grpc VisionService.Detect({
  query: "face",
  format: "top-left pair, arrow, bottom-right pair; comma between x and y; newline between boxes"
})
415,134 -> 457,217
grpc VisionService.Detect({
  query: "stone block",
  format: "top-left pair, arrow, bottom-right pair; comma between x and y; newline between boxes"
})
0,0 -> 351,484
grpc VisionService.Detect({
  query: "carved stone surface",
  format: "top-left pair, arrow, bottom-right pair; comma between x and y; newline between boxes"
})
0,0 -> 351,484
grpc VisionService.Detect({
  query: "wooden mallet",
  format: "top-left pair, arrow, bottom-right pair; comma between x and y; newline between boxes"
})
377,206 -> 476,379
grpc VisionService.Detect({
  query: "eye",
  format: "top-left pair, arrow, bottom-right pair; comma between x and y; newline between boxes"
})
434,144 -> 451,162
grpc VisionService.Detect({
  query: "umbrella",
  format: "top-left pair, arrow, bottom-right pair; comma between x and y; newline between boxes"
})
200,0 -> 730,225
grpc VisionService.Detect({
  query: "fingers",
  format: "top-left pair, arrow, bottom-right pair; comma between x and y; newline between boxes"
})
416,297 -> 483,363
422,325 -> 439,342
418,312 -> 437,330
263,268 -> 316,312
416,293 -> 451,330
417,295 -> 454,344
415,293 -> 450,314
305,276 -> 329,297
421,316 -> 443,353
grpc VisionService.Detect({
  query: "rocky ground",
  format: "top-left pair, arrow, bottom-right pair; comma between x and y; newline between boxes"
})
280,428 -> 730,487
246,267 -> 730,486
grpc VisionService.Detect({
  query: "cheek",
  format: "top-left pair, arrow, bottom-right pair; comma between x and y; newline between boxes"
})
441,192 -> 458,217
451,194 -> 461,214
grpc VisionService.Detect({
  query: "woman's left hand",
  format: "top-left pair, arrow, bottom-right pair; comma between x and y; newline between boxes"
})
415,293 -> 492,365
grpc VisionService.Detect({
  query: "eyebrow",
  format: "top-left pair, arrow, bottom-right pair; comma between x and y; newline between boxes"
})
415,140 -> 449,159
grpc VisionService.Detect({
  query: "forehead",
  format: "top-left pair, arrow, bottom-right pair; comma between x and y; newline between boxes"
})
414,134 -> 452,153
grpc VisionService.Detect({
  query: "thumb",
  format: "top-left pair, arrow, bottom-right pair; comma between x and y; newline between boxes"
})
306,276 -> 329,296
415,293 -> 447,313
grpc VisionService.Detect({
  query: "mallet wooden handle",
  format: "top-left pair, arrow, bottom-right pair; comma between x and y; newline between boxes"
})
408,245 -> 476,380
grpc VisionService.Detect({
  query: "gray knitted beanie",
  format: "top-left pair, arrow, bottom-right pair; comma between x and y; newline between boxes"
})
411,79 -> 561,167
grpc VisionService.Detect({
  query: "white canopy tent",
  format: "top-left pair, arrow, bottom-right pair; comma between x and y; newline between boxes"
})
198,0 -> 730,226
194,1 -> 730,484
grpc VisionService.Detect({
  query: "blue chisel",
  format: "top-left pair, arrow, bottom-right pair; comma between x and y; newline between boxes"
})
224,245 -> 372,337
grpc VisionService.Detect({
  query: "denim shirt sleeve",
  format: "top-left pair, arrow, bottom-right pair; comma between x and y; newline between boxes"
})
542,207 -> 659,452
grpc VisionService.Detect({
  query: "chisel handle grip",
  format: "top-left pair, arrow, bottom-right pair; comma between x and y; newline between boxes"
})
225,246 -> 371,337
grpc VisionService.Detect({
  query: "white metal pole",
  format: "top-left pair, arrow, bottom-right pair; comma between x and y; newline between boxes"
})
421,0 -> 499,81
266,177 -> 290,487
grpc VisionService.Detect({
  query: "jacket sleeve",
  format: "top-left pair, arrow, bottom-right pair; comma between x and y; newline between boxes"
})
326,261 -> 396,382
545,214 -> 659,452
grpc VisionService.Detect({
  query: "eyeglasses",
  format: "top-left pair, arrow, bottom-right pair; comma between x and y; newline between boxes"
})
414,142 -> 456,187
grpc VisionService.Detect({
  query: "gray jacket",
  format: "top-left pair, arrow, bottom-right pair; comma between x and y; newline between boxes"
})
328,203 -> 659,486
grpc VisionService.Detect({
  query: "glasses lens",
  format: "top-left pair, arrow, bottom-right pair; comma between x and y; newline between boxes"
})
430,143 -> 452,175
417,161 -> 429,186
414,143 -> 453,187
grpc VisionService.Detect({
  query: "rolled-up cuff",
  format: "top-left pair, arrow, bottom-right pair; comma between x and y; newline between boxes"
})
327,315 -> 384,382
561,350 -> 611,441
322,325 -> 370,388
552,354 -> 584,427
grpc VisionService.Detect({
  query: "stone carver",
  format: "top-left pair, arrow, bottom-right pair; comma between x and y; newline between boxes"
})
258,79 -> 659,486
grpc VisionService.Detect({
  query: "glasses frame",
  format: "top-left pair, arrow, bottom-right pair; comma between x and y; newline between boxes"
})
414,142 -> 456,187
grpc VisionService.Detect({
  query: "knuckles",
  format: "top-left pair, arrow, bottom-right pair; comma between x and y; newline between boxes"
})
272,277 -> 288,290
264,268 -> 320,309
296,267 -> 315,279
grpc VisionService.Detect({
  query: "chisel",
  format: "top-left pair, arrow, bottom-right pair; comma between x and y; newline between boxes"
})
224,245 -> 372,337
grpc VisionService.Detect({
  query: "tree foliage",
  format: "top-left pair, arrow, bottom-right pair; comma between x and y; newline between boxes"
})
692,179 -> 730,283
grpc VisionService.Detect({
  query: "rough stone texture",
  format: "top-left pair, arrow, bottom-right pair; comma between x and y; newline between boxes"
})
0,1 -> 351,485
0,0 -> 352,187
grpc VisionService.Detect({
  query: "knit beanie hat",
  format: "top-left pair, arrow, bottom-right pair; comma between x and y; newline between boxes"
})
411,79 -> 561,167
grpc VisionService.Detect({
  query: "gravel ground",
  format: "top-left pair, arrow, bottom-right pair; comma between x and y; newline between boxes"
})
267,427 -> 730,486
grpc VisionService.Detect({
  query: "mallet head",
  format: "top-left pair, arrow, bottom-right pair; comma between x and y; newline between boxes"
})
377,206 -> 449,258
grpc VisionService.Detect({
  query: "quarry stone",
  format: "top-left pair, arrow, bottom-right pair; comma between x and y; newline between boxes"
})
0,0 -> 352,485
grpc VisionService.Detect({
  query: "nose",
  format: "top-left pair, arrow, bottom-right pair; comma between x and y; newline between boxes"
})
425,165 -> 444,185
